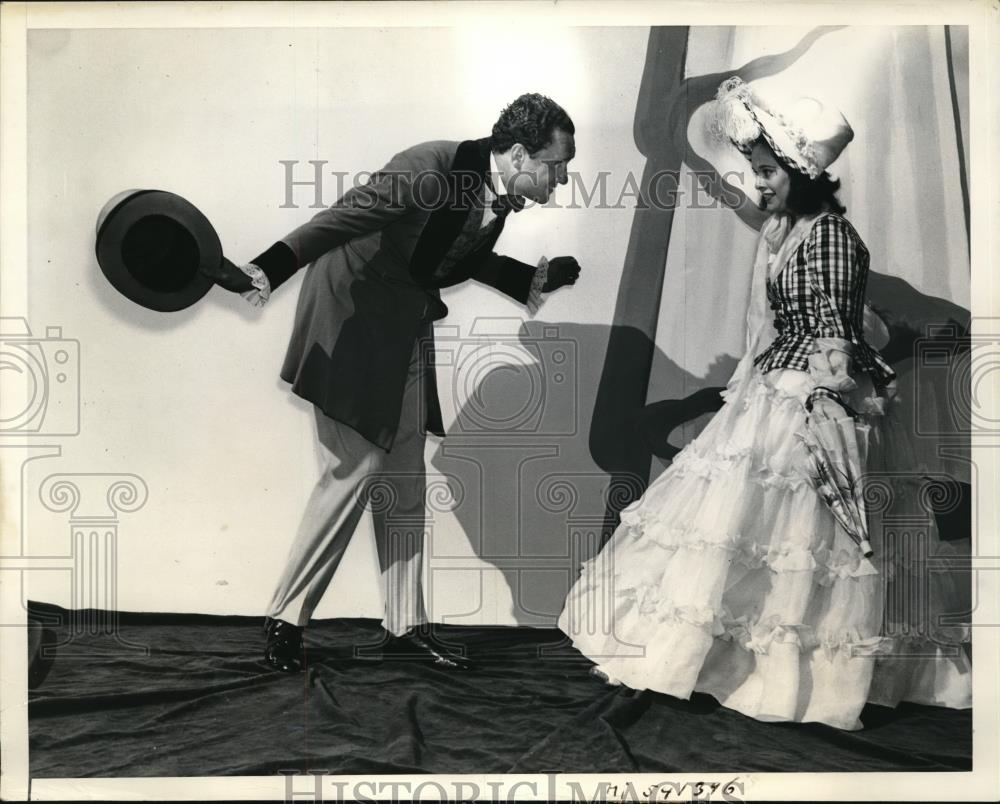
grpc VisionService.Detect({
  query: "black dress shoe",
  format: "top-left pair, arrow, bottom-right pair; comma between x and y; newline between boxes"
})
263,616 -> 304,673
384,626 -> 474,671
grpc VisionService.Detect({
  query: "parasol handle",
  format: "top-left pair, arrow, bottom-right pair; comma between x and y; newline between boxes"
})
859,539 -> 874,559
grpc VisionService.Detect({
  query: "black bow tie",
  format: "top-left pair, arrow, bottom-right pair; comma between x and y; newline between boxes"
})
491,193 -> 525,218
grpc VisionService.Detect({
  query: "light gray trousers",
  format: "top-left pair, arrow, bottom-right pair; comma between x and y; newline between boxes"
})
266,344 -> 428,636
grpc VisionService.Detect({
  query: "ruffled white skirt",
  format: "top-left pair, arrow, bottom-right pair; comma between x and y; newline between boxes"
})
558,368 -> 971,730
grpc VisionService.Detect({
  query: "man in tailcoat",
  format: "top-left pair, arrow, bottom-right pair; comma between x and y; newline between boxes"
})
205,93 -> 582,671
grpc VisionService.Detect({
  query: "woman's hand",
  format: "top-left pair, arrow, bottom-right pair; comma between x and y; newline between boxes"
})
807,339 -> 857,422
809,395 -> 849,422
807,341 -> 856,394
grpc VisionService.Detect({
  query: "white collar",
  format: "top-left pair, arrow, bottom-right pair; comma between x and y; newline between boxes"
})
487,151 -> 508,200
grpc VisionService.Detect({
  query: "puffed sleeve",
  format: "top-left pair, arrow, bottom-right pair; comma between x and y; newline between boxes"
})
806,215 -> 862,340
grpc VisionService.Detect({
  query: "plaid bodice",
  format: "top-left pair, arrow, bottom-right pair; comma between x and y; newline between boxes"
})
753,214 -> 896,389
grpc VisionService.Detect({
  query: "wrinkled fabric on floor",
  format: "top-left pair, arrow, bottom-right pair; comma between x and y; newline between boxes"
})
26,602 -> 971,777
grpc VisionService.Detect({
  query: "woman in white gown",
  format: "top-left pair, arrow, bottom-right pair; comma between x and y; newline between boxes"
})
558,77 -> 971,731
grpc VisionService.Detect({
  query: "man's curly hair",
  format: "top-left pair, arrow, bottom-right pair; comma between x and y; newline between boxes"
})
491,93 -> 575,155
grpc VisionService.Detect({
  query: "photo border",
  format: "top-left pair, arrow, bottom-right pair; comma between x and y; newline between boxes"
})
1,1 -> 997,801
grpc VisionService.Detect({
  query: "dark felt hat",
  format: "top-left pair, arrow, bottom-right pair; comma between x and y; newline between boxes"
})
95,189 -> 219,312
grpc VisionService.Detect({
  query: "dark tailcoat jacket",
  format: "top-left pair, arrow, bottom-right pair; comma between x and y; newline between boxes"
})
252,137 -> 539,451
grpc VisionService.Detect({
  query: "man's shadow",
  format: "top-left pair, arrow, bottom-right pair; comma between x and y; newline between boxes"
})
426,264 -> 971,627
424,22 -> 972,627
427,319 -> 738,627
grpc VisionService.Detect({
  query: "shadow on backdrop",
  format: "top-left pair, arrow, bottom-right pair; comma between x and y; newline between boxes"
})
428,320 -> 736,626
423,24 -> 971,626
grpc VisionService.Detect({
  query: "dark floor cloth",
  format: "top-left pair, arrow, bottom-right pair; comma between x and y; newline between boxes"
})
26,602 -> 971,777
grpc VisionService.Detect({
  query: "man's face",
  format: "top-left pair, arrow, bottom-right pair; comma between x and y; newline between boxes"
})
509,129 -> 575,204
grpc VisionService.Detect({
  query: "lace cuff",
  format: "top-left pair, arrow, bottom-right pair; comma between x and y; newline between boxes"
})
239,263 -> 271,308
526,257 -> 548,317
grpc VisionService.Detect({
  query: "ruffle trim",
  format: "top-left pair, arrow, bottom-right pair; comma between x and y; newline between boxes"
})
662,380 -> 808,490
617,597 -> 895,658
525,257 -> 548,317
582,520 -> 971,648
666,443 -> 810,492
612,517 -> 870,577
721,362 -> 888,419
720,372 -> 808,409
662,371 -> 889,493
239,262 -> 271,308
582,592 -> 967,661
611,513 -> 965,589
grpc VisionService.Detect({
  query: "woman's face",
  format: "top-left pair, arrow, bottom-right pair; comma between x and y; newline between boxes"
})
750,141 -> 792,214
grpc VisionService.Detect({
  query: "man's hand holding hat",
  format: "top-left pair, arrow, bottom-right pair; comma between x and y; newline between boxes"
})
201,256 -> 255,293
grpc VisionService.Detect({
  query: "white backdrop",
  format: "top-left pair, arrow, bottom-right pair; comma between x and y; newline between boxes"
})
14,24 -> 970,624
650,25 -> 971,479
19,25 -> 646,621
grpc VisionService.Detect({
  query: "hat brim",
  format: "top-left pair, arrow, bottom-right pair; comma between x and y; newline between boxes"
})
747,107 -> 817,178
95,190 -> 218,312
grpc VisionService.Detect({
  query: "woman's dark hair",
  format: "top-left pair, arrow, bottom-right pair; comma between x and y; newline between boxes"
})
491,93 -> 575,155
753,137 -> 846,216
